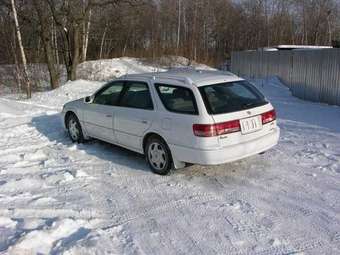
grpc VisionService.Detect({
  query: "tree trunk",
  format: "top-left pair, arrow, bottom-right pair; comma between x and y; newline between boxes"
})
62,24 -> 80,81
45,43 -> 60,89
11,0 -> 31,98
122,23 -> 132,56
82,9 -> 91,62
176,0 -> 181,52
33,0 -> 60,89
326,11 -> 332,45
52,19 -> 59,65
10,29 -> 22,93
70,24 -> 80,81
99,23 -> 108,59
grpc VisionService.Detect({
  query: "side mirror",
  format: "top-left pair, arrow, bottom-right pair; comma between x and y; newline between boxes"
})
84,95 -> 93,104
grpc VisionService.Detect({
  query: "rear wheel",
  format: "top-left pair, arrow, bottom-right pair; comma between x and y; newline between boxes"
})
66,113 -> 84,143
145,136 -> 172,175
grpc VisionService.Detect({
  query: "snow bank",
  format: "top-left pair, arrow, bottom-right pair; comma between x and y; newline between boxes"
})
24,80 -> 104,110
1,57 -> 216,109
77,57 -> 163,81
77,56 -> 215,81
0,56 -> 215,95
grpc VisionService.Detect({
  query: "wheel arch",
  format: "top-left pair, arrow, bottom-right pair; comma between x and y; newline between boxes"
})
142,132 -> 168,154
142,132 -> 186,169
64,110 -> 78,128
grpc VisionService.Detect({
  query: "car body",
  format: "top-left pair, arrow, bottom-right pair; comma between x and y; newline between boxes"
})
62,69 -> 280,174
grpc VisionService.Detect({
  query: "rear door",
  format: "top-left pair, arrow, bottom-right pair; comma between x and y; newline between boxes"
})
154,83 -> 205,149
199,80 -> 273,147
83,81 -> 124,142
114,81 -> 154,151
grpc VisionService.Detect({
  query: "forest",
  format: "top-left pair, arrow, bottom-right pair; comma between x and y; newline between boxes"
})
0,0 -> 339,96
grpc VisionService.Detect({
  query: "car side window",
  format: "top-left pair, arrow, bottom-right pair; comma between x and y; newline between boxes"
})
119,82 -> 153,110
93,81 -> 124,106
155,84 -> 198,115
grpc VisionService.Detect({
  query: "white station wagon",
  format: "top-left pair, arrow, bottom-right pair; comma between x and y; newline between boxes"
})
62,70 -> 280,175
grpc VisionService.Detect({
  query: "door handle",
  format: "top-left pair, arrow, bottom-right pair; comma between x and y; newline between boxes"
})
140,120 -> 148,124
106,114 -> 112,118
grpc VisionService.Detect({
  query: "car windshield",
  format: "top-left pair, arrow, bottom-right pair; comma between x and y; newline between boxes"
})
199,80 -> 267,115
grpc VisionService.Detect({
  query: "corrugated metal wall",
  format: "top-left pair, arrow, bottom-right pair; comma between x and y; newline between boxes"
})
231,49 -> 340,106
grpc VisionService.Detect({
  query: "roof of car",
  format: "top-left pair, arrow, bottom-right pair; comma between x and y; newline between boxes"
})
122,69 -> 243,87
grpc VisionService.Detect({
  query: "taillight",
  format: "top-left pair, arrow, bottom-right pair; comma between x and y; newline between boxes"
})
193,124 -> 216,137
262,109 -> 276,124
215,120 -> 240,135
193,120 -> 240,137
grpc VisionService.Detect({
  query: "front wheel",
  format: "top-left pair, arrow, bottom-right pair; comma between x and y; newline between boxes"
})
145,136 -> 172,175
67,114 -> 84,143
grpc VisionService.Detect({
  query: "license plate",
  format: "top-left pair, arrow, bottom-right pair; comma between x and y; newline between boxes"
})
240,116 -> 262,134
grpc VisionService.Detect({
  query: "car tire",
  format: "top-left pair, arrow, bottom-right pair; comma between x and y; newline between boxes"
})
145,136 -> 172,175
66,113 -> 85,143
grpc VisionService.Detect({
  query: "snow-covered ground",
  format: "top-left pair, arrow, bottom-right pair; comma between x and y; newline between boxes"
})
0,68 -> 340,254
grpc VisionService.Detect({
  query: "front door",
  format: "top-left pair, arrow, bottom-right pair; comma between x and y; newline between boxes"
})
83,81 -> 124,142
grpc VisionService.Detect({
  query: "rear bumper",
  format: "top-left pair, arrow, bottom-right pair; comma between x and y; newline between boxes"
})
170,127 -> 280,165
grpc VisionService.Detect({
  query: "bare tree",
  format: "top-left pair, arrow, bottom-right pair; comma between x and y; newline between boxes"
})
1,0 -> 340,88
33,0 -> 60,89
82,8 -> 91,62
10,0 -> 31,98
176,0 -> 181,52
99,21 -> 108,59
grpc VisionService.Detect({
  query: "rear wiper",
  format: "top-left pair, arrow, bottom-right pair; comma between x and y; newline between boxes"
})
242,101 -> 267,109
242,102 -> 256,108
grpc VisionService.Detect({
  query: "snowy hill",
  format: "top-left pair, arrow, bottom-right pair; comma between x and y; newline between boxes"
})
2,57 -> 215,110
76,57 -> 163,81
0,63 -> 340,253
77,57 -> 215,81
0,57 -> 215,95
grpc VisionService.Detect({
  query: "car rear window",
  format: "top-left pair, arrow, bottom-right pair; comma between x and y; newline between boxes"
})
199,80 -> 267,115
155,84 -> 198,115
